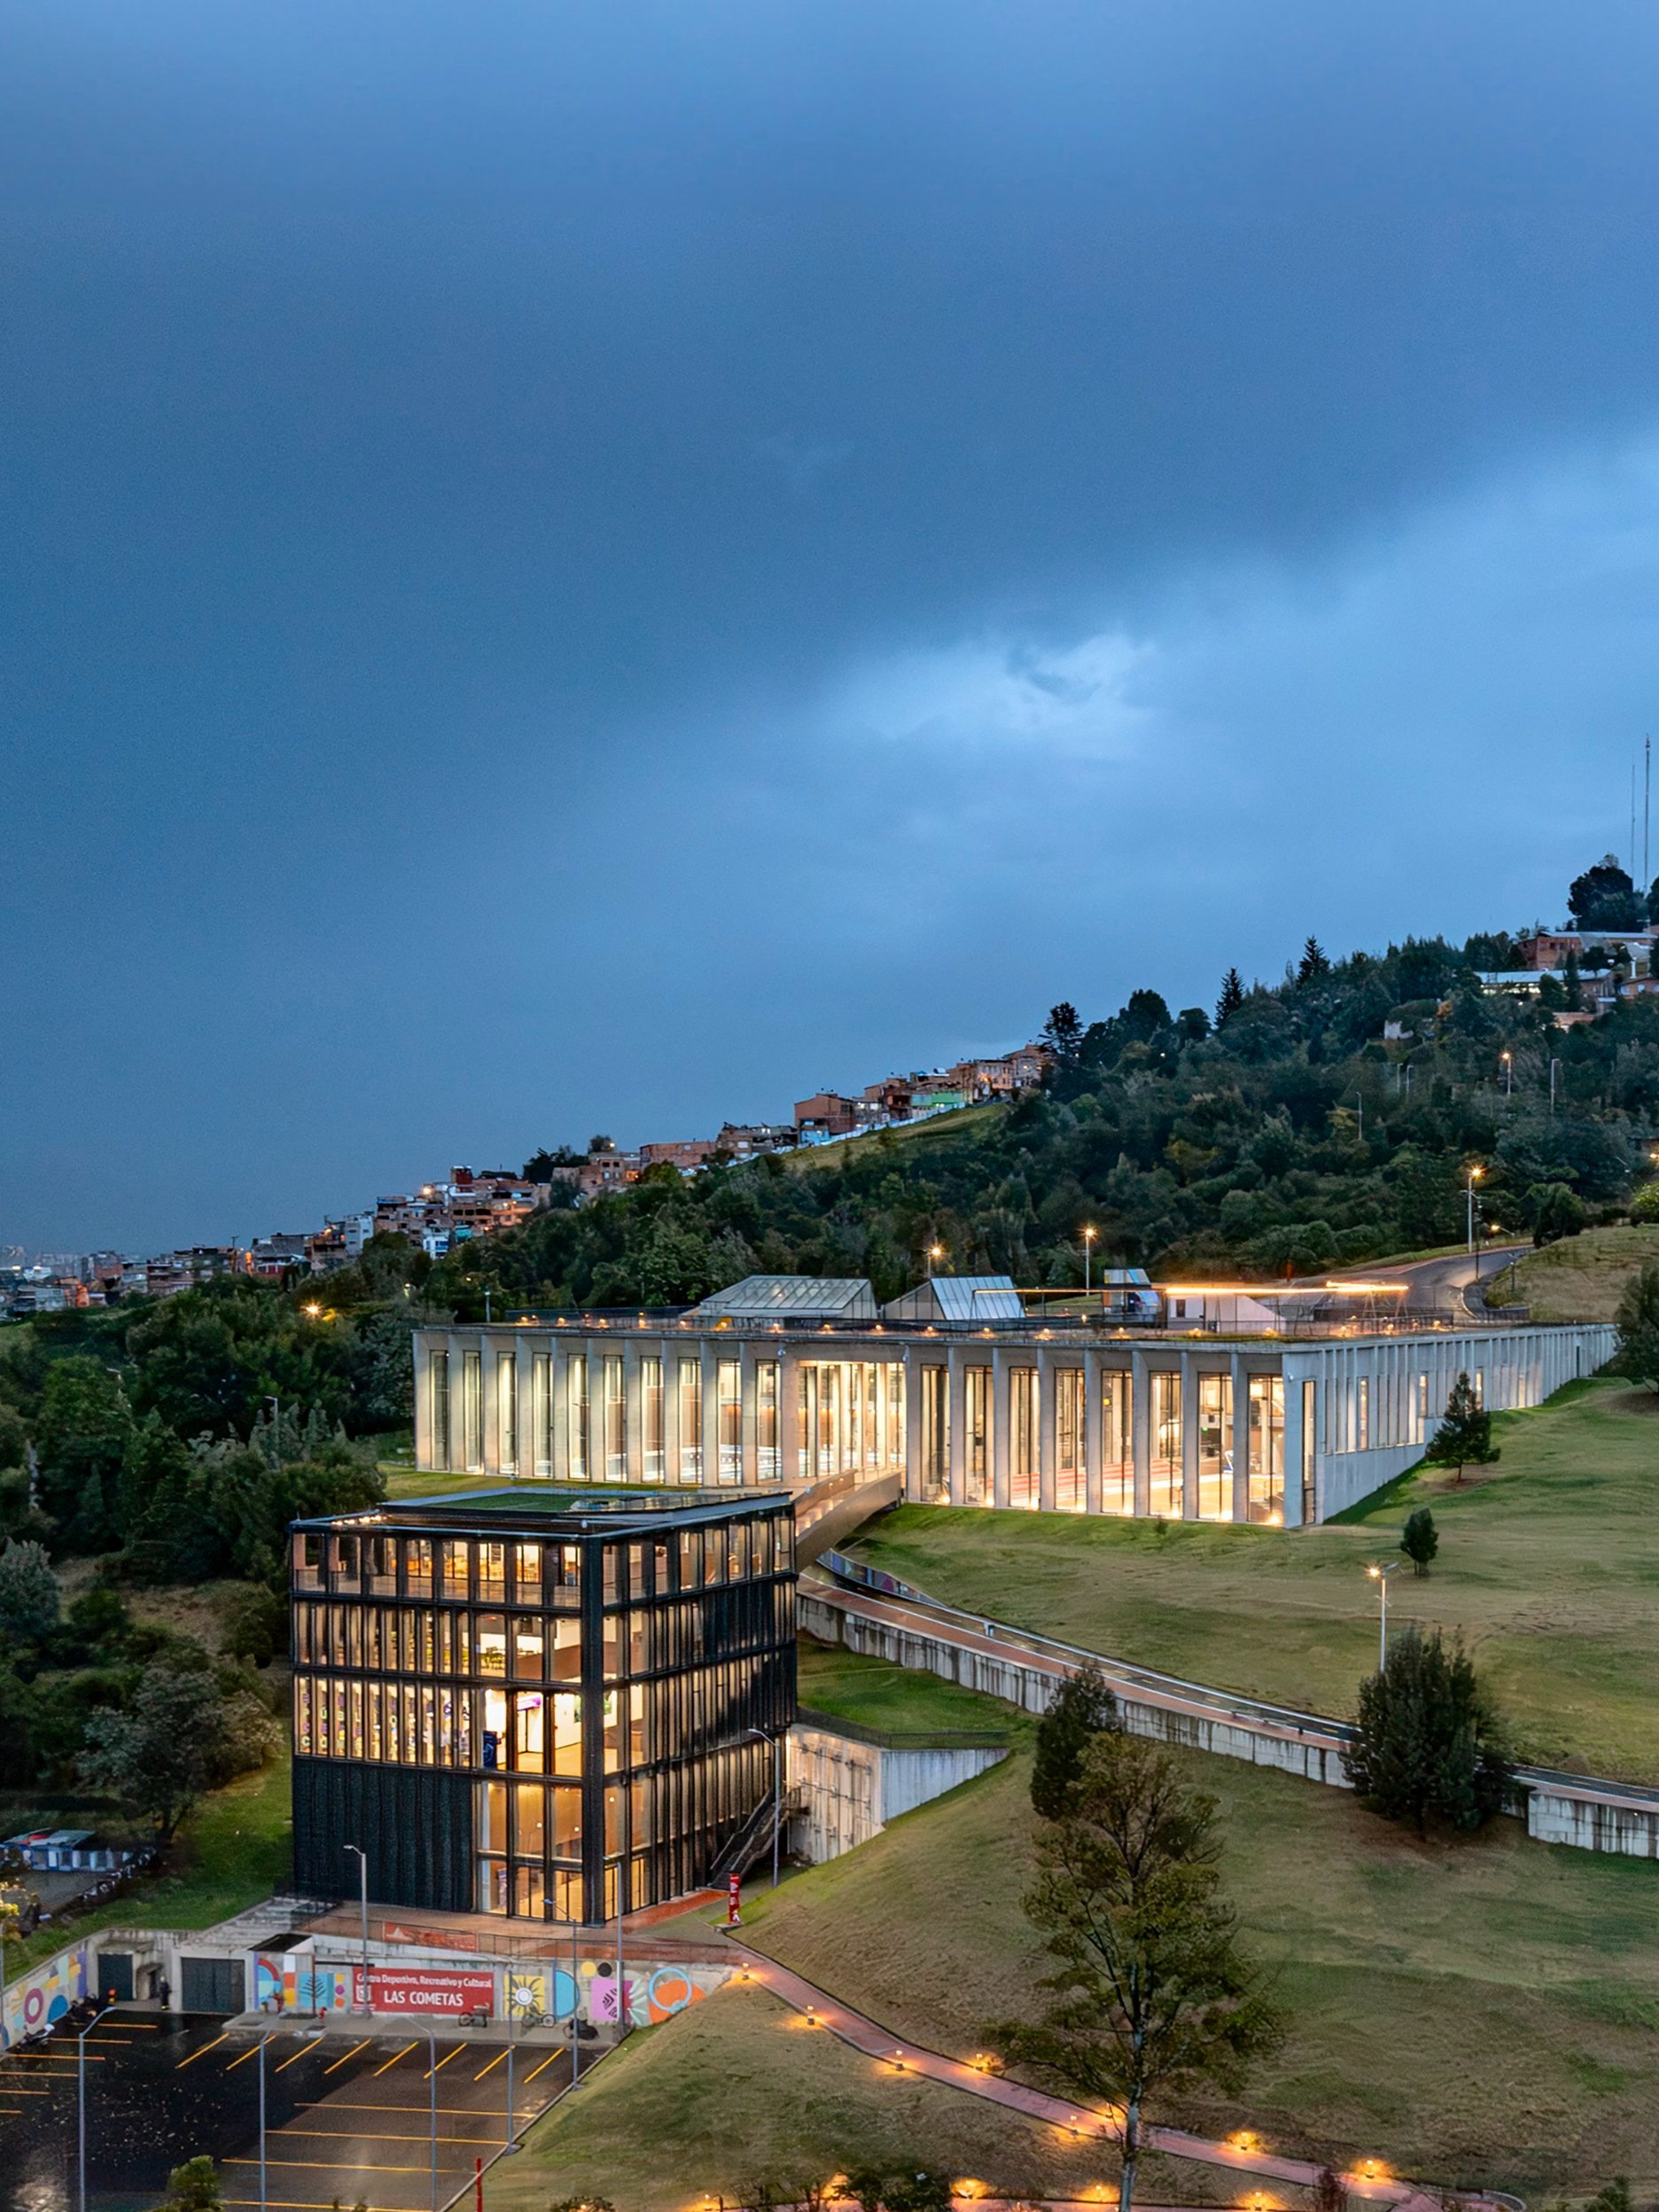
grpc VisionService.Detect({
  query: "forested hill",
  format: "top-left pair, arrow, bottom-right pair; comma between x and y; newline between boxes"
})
428,928 -> 1659,1315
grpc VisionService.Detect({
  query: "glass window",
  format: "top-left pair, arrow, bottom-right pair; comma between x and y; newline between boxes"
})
479,1778 -> 510,1850
533,1353 -> 552,1478
1301,1379 -> 1318,1525
642,1358 -> 665,1482
1358,1376 -> 1370,1451
514,1864 -> 546,1918
964,1366 -> 991,1506
796,1364 -> 816,1481
921,1365 -> 948,1501
553,1544 -> 580,1603
567,1356 -> 590,1480
718,1359 -> 742,1484
604,1355 -> 627,1480
441,1539 -> 470,1601
1150,1373 -> 1182,1516
463,1351 -> 484,1473
549,1616 -> 581,1681
514,1690 -> 545,1772
678,1359 -> 703,1482
478,1614 -> 508,1675
511,1544 -> 541,1602
477,1541 -> 505,1601
405,1539 -> 432,1597
479,1859 -> 509,1916
512,1617 -> 546,1679
887,1366 -> 906,1471
1248,1376 -> 1285,1523
482,1686 -> 507,1771
1196,1374 -> 1232,1520
498,1352 -> 518,1475
551,1785 -> 582,1854
553,1691 -> 581,1776
1009,1367 -> 1039,1508
1055,1368 -> 1086,1511
756,1361 -> 779,1479
294,1675 -> 314,1755
515,1781 -> 547,1857
430,1351 -> 451,1469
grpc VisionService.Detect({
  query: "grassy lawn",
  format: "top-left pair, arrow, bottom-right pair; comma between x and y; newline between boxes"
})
847,1378 -> 1659,1781
13,1743 -> 292,1973
783,1105 -> 1006,1175
488,1977 -> 1235,2212
1488,1224 -> 1659,1320
731,1705 -> 1659,2197
798,1642 -> 1020,1740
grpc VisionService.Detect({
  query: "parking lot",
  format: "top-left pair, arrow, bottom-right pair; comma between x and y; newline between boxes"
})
0,2011 -> 572,2212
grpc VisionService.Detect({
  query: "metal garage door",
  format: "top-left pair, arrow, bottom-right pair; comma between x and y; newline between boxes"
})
178,1956 -> 245,2013
98,1952 -> 134,2003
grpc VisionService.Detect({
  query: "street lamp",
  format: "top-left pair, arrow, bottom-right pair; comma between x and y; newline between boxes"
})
927,1242 -> 945,1273
419,2021 -> 440,2212
1081,1227 -> 1097,1296
1500,1050 -> 1513,1097
1366,1562 -> 1398,1672
78,1992 -> 119,2212
344,1844 -> 370,2006
1465,1165 -> 1484,1255
261,2025 -> 322,2212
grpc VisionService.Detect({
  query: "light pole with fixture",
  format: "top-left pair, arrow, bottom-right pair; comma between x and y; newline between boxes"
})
928,1242 -> 945,1275
1366,1562 -> 1398,1673
344,1844 -> 370,2005
1081,1226 -> 1096,1296
1500,1050 -> 1513,1097
1465,1165 -> 1484,1255
77,1992 -> 119,2212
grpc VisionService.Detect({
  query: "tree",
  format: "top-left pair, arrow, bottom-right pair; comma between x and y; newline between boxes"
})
1616,1261 -> 1659,1391
1297,937 -> 1331,984
75,1663 -> 269,1842
1568,856 -> 1644,931
33,1358 -> 134,1549
990,1731 -> 1283,2212
160,2158 -> 223,2212
1215,968 -> 1245,1027
1423,1372 -> 1498,1484
1345,1626 -> 1509,1834
1041,1002 -> 1085,1066
1032,1662 -> 1119,1819
1527,1180 -> 1585,1247
1399,1507 -> 1437,1578
1631,1180 -> 1659,1224
0,1539 -> 60,1640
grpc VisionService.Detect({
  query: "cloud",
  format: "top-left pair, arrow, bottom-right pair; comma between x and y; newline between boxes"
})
827,629 -> 1157,755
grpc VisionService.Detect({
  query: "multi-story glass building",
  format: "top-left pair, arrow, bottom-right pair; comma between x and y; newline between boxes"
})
410,1274 -> 1614,1525
289,1488 -> 795,1923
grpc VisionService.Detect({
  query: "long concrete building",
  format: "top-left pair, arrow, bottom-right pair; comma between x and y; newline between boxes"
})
412,1274 -> 1615,1526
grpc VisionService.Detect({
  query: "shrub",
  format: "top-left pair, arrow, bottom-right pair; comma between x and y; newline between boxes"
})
1346,1626 -> 1509,1834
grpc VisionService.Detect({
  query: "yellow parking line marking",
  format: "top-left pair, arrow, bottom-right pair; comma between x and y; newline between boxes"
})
269,2127 -> 510,2145
472,2048 -> 506,2079
323,2037 -> 372,2075
523,2049 -> 563,2083
227,2154 -> 461,2173
431,2043 -> 467,2074
224,2200 -> 411,2210
295,2099 -> 513,2115
0,2085 -> 51,2095
274,2038 -> 330,2075
370,2039 -> 417,2076
176,2033 -> 231,2070
224,2041 -> 265,2070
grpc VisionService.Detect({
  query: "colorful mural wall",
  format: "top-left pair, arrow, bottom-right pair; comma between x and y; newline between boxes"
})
1,1940 -> 92,2048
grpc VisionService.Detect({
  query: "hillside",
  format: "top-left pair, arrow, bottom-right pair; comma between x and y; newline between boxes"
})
431,926 -> 1659,1314
1486,1222 -> 1659,1320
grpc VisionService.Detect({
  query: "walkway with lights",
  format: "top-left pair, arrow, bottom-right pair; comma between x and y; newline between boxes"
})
720,1946 -> 1477,2212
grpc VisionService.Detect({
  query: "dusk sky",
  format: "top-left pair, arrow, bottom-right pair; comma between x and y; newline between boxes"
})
7,2 -> 1659,1254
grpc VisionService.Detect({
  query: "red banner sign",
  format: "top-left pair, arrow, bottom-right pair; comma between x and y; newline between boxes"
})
354,1967 -> 494,2016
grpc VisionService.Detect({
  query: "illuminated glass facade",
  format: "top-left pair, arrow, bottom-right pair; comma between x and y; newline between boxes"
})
290,1490 -> 796,1924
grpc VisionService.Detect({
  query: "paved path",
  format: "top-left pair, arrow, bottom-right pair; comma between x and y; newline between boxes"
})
720,1942 -> 1468,2212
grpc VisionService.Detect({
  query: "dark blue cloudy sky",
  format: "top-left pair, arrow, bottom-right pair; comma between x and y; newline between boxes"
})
7,0 -> 1659,1251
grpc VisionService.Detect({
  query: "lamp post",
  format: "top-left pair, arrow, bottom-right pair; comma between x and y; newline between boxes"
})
77,1993 -> 118,2212
261,2025 -> 322,2212
1366,1562 -> 1397,1673
927,1242 -> 945,1275
420,2021 -> 439,2212
1500,1049 -> 1513,1097
1549,1057 -> 1561,1115
1081,1226 -> 1096,1296
344,1844 -> 370,2006
1465,1165 -> 1484,1255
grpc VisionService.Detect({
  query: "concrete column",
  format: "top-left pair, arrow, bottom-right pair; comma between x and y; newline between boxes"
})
992,1349 -> 1011,1509
1131,1352 -> 1150,1518
1284,1370 -> 1306,1529
1229,1352 -> 1249,1523
1038,1350 -> 1057,1512
1085,1352 -> 1102,1515
480,1337 -> 501,1476
702,1352 -> 720,1488
904,1349 -> 925,1503
1180,1351 -> 1198,1521
550,1336 -> 569,1481
739,1344 -> 759,1488
946,1345 -> 966,1506
779,1349 -> 801,1489
622,1342 -> 643,1484
413,1337 -> 431,1469
518,1341 -> 536,1479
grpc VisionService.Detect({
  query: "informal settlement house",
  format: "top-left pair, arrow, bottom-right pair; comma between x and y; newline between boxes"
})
411,1273 -> 1615,1528
290,1487 -> 795,1923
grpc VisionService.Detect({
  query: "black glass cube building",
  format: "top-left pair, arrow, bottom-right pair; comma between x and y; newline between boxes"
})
289,1488 -> 796,1923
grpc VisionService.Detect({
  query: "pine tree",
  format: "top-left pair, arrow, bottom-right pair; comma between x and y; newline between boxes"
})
1399,1506 -> 1437,1577
1345,1626 -> 1509,1833
1031,1661 -> 1119,1818
1423,1372 -> 1498,1484
1040,1001 -> 1085,1065
1215,968 -> 1245,1027
1297,935 -> 1331,983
